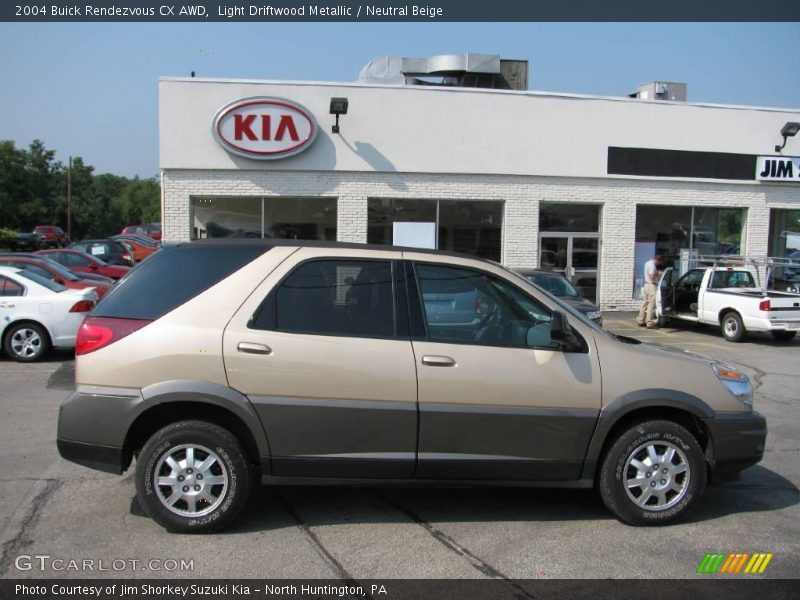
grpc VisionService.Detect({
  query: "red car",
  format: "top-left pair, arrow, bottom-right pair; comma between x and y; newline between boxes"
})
33,225 -> 70,248
121,224 -> 161,241
0,254 -> 112,298
35,249 -> 131,280
111,235 -> 159,262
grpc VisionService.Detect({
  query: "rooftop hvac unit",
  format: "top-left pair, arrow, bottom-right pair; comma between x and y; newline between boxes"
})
359,53 -> 529,90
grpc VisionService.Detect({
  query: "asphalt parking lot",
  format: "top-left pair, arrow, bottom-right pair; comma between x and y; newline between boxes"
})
0,313 -> 798,580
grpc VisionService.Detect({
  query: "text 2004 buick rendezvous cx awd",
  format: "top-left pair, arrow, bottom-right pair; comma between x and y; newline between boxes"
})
57,241 -> 766,532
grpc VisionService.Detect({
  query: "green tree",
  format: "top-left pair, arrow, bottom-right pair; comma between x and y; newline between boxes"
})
0,139 -> 161,238
0,139 -> 62,231
90,174 -> 127,237
113,177 -> 161,227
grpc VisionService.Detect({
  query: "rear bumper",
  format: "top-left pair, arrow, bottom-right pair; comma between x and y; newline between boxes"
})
704,411 -> 767,480
57,386 -> 142,473
743,316 -> 800,332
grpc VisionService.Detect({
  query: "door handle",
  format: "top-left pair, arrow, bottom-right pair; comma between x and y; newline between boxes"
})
0,303 -> 14,308
237,342 -> 272,355
421,355 -> 456,367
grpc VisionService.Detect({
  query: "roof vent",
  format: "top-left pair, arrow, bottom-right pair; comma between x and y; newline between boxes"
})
628,81 -> 687,102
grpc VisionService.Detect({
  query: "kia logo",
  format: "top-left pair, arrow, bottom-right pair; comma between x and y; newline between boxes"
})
212,97 -> 318,159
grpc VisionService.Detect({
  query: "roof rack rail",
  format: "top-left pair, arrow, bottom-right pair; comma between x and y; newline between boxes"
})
689,254 -> 797,291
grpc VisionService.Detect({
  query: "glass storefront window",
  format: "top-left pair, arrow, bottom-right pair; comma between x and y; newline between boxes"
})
193,197 -> 262,239
438,200 -> 502,260
367,198 -> 503,261
191,197 -> 336,241
768,209 -> 800,288
633,205 -> 746,298
540,203 -> 601,232
769,209 -> 800,257
367,199 -> 437,246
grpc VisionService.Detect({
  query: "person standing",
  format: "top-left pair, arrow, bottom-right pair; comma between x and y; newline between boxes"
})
637,254 -> 663,328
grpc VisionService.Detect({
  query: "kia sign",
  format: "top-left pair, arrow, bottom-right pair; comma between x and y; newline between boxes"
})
212,97 -> 318,159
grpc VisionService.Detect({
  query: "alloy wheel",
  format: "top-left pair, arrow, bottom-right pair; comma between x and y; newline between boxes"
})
623,441 -> 690,511
153,444 -> 229,517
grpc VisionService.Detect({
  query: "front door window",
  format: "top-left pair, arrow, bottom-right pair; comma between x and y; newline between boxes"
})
415,263 -> 555,349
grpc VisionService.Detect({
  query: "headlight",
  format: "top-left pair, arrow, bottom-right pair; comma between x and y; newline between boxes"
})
712,364 -> 753,407
585,310 -> 602,321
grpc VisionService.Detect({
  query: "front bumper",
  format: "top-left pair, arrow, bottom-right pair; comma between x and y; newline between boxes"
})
704,411 -> 767,480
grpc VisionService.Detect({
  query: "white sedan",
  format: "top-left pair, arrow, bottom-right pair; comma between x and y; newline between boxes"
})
0,266 -> 96,362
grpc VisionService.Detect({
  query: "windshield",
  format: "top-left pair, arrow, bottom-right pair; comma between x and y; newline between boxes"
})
18,270 -> 66,292
37,257 -> 80,281
524,273 -> 581,298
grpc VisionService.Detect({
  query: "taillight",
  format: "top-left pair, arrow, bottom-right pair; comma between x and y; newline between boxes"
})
69,300 -> 95,313
759,299 -> 771,311
75,317 -> 150,355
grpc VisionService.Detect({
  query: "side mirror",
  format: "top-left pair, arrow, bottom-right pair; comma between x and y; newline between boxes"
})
55,278 -> 65,285
550,310 -> 581,351
90,263 -> 98,270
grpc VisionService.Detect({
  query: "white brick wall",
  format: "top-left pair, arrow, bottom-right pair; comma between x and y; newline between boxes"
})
162,169 -> 800,311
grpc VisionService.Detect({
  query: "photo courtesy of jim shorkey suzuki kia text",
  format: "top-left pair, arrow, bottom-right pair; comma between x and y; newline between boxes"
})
14,583 -> 385,597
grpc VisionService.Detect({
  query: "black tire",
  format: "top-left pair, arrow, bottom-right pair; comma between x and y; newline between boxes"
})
3,322 -> 50,362
771,330 -> 796,342
599,419 -> 706,526
135,420 -> 251,533
720,311 -> 747,343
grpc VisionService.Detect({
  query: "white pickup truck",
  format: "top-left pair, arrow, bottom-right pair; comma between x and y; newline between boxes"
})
655,266 -> 800,342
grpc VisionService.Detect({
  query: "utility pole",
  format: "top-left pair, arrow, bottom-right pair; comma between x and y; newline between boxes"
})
67,156 -> 72,241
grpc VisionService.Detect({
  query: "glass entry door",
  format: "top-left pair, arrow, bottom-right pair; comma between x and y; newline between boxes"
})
539,234 -> 600,303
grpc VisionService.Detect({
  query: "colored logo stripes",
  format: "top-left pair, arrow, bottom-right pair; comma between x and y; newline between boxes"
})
696,552 -> 773,574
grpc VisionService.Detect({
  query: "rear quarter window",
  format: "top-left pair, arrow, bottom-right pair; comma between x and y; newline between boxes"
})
92,245 -> 270,320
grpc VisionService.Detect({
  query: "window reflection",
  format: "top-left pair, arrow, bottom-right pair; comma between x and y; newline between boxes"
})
367,198 -> 503,261
633,205 -> 746,298
191,197 -> 337,241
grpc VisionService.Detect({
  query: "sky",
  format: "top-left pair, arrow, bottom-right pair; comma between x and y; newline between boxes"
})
1,22 -> 799,178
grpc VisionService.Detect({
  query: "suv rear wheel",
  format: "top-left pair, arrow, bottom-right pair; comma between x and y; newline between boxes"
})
599,420 -> 706,526
135,420 -> 251,533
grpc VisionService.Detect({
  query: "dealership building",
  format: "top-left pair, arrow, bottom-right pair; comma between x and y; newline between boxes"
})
159,54 -> 800,310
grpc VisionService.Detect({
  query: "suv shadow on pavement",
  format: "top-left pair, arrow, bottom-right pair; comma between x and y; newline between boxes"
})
126,465 -> 798,532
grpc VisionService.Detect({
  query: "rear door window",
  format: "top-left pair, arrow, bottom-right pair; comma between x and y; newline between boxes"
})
250,259 -> 395,339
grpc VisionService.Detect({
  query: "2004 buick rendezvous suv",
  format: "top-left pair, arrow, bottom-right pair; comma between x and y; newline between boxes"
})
57,241 -> 766,532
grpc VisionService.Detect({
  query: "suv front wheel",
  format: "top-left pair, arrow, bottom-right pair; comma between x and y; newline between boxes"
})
135,420 -> 251,533
599,420 -> 706,526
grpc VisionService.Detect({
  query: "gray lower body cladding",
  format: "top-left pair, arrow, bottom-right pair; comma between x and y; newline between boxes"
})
251,396 -> 598,480
57,388 -> 766,486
